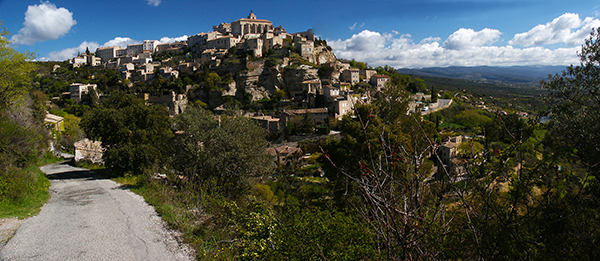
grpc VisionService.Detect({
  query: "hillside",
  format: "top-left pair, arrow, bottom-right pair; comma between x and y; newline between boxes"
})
397,65 -> 566,86
410,74 -> 548,112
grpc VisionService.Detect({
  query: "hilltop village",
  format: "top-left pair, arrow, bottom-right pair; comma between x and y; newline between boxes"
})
63,12 -> 444,125
41,12 -> 471,174
9,7 -> 599,260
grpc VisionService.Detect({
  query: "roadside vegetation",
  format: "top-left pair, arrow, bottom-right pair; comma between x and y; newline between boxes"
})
0,26 -> 62,219
6,21 -> 600,260
0,152 -> 62,219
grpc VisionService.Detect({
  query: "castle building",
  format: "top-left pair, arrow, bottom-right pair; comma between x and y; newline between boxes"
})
231,11 -> 274,37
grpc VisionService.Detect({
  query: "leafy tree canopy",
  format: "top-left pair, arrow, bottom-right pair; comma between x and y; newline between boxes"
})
172,106 -> 274,196
541,27 -> 600,175
0,26 -> 36,113
80,92 -> 172,174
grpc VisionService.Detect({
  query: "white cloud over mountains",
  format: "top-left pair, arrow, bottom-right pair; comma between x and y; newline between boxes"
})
443,28 -> 501,50
509,13 -> 600,47
11,1 -> 76,45
330,13 -> 599,68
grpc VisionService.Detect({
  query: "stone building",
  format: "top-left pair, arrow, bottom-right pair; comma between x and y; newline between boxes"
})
127,43 -> 143,56
360,69 -> 377,81
142,92 -> 188,115
143,40 -> 159,52
296,41 -> 315,62
44,113 -> 64,132
206,36 -> 240,50
231,11 -> 274,37
370,74 -> 390,90
70,83 -> 98,103
246,38 -> 264,57
96,46 -> 124,63
438,136 -> 463,165
251,115 -> 284,134
74,138 -> 104,164
283,108 -> 329,125
341,69 -> 360,85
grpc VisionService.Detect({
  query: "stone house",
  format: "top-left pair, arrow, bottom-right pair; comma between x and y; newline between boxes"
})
438,136 -> 463,165
283,108 -> 329,125
295,41 -> 314,62
158,67 -> 179,80
44,113 -> 64,132
251,115 -> 284,134
360,70 -> 376,82
96,46 -> 124,63
70,83 -> 98,103
206,36 -> 240,50
142,92 -> 188,115
370,74 -> 390,90
126,43 -> 143,56
267,143 -> 303,164
246,38 -> 264,57
342,69 -> 360,85
74,138 -> 104,164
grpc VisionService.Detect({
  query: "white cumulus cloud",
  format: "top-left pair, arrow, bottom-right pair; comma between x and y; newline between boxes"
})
329,24 -> 581,69
102,37 -> 140,48
443,28 -> 501,50
146,0 -> 161,7
11,1 -> 77,45
43,41 -> 100,61
159,35 -> 189,44
328,13 -> 594,68
509,13 -> 600,47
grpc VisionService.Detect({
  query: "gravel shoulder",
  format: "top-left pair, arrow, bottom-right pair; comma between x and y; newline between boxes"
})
0,218 -> 25,248
0,162 -> 194,261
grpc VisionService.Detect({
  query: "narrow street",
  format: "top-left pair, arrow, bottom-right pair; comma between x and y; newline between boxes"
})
0,161 -> 193,261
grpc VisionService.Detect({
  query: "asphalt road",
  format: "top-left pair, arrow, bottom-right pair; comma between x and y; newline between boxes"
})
0,162 -> 193,261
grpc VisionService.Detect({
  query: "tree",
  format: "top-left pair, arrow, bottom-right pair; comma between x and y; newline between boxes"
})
541,27 -> 600,176
80,92 -> 172,174
0,25 -> 46,183
0,25 -> 36,113
321,82 -> 445,259
172,106 -> 273,196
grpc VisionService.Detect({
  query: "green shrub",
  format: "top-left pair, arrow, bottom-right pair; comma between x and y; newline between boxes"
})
0,152 -> 60,218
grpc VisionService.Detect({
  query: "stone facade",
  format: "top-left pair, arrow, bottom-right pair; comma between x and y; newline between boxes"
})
370,74 -> 390,90
127,43 -> 143,56
69,83 -> 97,103
143,91 -> 188,115
360,70 -> 376,81
231,11 -> 274,37
438,136 -> 463,165
96,46 -> 124,63
342,69 -> 360,85
283,108 -> 329,125
74,138 -> 104,164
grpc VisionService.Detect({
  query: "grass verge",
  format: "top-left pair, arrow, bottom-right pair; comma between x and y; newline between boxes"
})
0,152 -> 63,219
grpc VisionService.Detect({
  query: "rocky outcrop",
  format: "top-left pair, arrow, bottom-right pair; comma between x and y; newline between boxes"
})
314,46 -> 337,65
198,47 -> 338,106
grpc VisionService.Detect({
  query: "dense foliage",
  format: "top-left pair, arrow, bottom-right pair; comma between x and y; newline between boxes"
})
172,106 -> 274,196
12,21 -> 600,260
0,26 -> 59,218
80,92 -> 173,175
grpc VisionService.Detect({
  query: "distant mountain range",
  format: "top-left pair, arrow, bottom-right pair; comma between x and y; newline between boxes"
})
397,65 -> 568,85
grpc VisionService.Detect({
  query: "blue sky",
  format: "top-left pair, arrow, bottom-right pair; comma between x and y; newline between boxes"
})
1,0 -> 599,68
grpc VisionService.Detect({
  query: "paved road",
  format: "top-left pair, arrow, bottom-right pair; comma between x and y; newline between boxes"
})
0,162 -> 193,261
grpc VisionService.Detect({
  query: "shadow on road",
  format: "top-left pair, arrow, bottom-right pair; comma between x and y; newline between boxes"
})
46,162 -> 108,181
